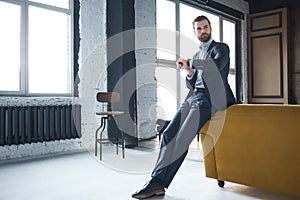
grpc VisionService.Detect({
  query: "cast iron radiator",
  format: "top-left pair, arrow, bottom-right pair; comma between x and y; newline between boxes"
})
0,105 -> 81,146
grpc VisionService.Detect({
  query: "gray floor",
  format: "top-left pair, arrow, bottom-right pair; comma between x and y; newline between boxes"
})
0,139 -> 299,200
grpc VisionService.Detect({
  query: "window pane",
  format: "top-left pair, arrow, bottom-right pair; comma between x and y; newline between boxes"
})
31,0 -> 69,9
28,6 -> 71,94
0,2 -> 21,91
156,0 -> 176,60
223,19 -> 236,96
223,19 -> 236,69
180,3 -> 220,58
155,66 -> 178,120
228,74 -> 236,98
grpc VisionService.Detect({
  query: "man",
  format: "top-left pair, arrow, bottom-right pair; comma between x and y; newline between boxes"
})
132,15 -> 236,199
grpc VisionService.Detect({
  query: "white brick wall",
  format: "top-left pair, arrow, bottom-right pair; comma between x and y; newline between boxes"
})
0,139 -> 82,160
135,0 -> 157,139
78,0 -> 107,150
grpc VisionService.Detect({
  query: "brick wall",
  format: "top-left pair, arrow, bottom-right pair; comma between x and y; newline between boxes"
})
135,0 -> 157,139
78,0 -> 107,149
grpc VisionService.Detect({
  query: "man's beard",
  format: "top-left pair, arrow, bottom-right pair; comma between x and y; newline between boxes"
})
198,33 -> 211,43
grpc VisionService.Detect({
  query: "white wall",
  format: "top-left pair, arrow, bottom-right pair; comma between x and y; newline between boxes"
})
135,0 -> 157,139
78,0 -> 107,150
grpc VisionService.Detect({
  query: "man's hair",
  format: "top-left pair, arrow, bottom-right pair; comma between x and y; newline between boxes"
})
192,15 -> 211,29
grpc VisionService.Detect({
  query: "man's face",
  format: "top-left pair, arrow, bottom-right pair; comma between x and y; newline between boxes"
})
194,19 -> 212,43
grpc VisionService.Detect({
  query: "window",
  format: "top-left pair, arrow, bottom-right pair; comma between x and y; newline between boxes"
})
223,19 -> 236,97
156,0 -> 177,119
0,0 -> 73,96
156,0 -> 238,119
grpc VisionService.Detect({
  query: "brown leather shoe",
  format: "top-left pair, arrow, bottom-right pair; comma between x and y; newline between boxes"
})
132,178 -> 165,199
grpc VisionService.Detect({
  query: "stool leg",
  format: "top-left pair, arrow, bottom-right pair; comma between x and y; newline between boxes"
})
95,118 -> 105,156
116,143 -> 118,155
95,127 -> 99,156
121,131 -> 125,159
99,117 -> 107,160
122,142 -> 125,159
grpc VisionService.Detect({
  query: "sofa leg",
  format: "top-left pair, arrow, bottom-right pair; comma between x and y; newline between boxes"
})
217,180 -> 225,188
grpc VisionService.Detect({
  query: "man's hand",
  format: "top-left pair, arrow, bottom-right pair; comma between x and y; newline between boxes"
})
176,58 -> 194,76
176,58 -> 189,69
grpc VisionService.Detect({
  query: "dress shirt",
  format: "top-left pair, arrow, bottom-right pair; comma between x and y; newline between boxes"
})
187,38 -> 213,89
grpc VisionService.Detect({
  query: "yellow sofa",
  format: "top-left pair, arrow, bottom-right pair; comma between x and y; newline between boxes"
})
199,104 -> 300,197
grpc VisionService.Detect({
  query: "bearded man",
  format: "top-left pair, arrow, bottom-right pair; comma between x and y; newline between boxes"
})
132,15 -> 236,199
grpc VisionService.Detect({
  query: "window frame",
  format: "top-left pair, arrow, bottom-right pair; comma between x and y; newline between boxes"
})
0,0 -> 74,97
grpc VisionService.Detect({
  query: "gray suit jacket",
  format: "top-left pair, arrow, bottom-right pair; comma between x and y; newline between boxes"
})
186,40 -> 236,110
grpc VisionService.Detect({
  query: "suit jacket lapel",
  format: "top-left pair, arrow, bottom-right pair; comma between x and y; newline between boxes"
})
207,40 -> 216,55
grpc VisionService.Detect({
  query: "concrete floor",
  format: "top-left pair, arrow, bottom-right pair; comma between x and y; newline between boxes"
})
0,139 -> 299,200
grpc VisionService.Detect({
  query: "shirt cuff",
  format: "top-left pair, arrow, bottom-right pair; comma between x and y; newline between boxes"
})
186,69 -> 196,80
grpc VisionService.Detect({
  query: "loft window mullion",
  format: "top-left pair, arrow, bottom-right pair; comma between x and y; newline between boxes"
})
70,0 -> 74,96
175,0 -> 181,109
22,1 -> 28,95
219,16 -> 223,42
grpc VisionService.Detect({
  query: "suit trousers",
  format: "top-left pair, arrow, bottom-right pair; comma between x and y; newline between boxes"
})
151,92 -> 214,188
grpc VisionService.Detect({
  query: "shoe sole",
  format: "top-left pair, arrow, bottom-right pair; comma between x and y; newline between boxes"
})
132,189 -> 165,199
